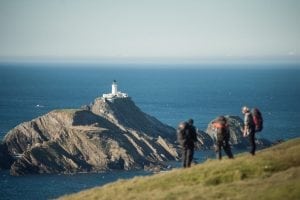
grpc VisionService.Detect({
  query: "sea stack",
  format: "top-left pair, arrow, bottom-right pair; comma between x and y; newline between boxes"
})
3,81 -> 179,175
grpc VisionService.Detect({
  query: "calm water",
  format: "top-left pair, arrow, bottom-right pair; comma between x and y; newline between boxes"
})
0,63 -> 300,199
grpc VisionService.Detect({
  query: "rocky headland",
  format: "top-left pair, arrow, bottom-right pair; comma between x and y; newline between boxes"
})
2,97 -> 178,175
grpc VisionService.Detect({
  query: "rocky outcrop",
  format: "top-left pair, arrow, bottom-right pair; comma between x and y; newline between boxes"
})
206,115 -> 271,149
89,97 -> 175,141
195,130 -> 214,150
3,97 -> 179,176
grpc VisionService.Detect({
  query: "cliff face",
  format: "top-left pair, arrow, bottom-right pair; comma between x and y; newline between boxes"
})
195,130 -> 215,150
3,98 -> 178,176
90,97 -> 175,141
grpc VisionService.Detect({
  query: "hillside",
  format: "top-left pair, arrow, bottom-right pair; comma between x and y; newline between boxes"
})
60,138 -> 300,200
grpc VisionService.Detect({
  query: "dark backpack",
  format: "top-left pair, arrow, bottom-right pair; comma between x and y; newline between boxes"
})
252,108 -> 263,132
177,122 -> 197,147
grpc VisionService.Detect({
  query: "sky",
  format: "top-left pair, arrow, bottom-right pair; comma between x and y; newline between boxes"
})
0,0 -> 299,63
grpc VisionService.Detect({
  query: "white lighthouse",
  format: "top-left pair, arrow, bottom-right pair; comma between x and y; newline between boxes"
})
102,80 -> 128,100
112,80 -> 117,95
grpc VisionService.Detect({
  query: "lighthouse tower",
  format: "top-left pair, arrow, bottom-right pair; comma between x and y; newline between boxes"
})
112,80 -> 117,95
102,80 -> 128,101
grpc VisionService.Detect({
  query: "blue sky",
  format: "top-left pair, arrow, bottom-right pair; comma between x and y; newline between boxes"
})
0,0 -> 299,63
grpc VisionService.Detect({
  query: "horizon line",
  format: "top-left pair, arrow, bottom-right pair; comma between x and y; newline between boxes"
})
0,56 -> 300,69
1,56 -> 300,62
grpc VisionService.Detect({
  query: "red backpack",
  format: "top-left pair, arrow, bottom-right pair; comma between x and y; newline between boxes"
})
252,108 -> 263,132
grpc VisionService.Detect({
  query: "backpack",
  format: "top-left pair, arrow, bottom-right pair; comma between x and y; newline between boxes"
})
177,122 -> 188,146
213,120 -> 228,142
252,108 -> 263,132
177,122 -> 197,147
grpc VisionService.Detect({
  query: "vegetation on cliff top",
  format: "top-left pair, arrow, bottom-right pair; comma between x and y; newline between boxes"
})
60,138 -> 300,200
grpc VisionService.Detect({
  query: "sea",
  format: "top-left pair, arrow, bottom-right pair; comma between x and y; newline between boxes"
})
0,63 -> 300,199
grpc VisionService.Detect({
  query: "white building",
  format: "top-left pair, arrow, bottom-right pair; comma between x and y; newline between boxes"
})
102,80 -> 128,100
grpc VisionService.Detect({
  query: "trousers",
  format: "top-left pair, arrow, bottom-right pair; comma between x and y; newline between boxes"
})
182,147 -> 194,168
248,131 -> 256,155
215,140 -> 234,160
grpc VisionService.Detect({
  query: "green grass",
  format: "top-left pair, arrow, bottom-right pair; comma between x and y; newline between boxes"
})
60,138 -> 300,200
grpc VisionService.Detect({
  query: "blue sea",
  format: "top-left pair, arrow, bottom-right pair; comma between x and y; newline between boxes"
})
0,63 -> 300,199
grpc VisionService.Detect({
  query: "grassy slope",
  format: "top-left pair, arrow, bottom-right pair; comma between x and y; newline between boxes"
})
60,138 -> 300,200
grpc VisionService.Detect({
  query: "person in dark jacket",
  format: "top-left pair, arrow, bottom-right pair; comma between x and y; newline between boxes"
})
212,116 -> 234,160
242,106 -> 256,155
177,119 -> 197,168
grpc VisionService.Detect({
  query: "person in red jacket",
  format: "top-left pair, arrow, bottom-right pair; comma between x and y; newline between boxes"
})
212,116 -> 234,160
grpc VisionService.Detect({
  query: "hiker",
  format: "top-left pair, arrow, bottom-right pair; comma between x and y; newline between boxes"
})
242,106 -> 256,155
212,116 -> 234,160
177,119 -> 197,168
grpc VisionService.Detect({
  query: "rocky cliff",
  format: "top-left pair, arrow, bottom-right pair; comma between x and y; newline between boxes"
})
195,130 -> 215,150
89,97 -> 175,140
3,97 -> 179,175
